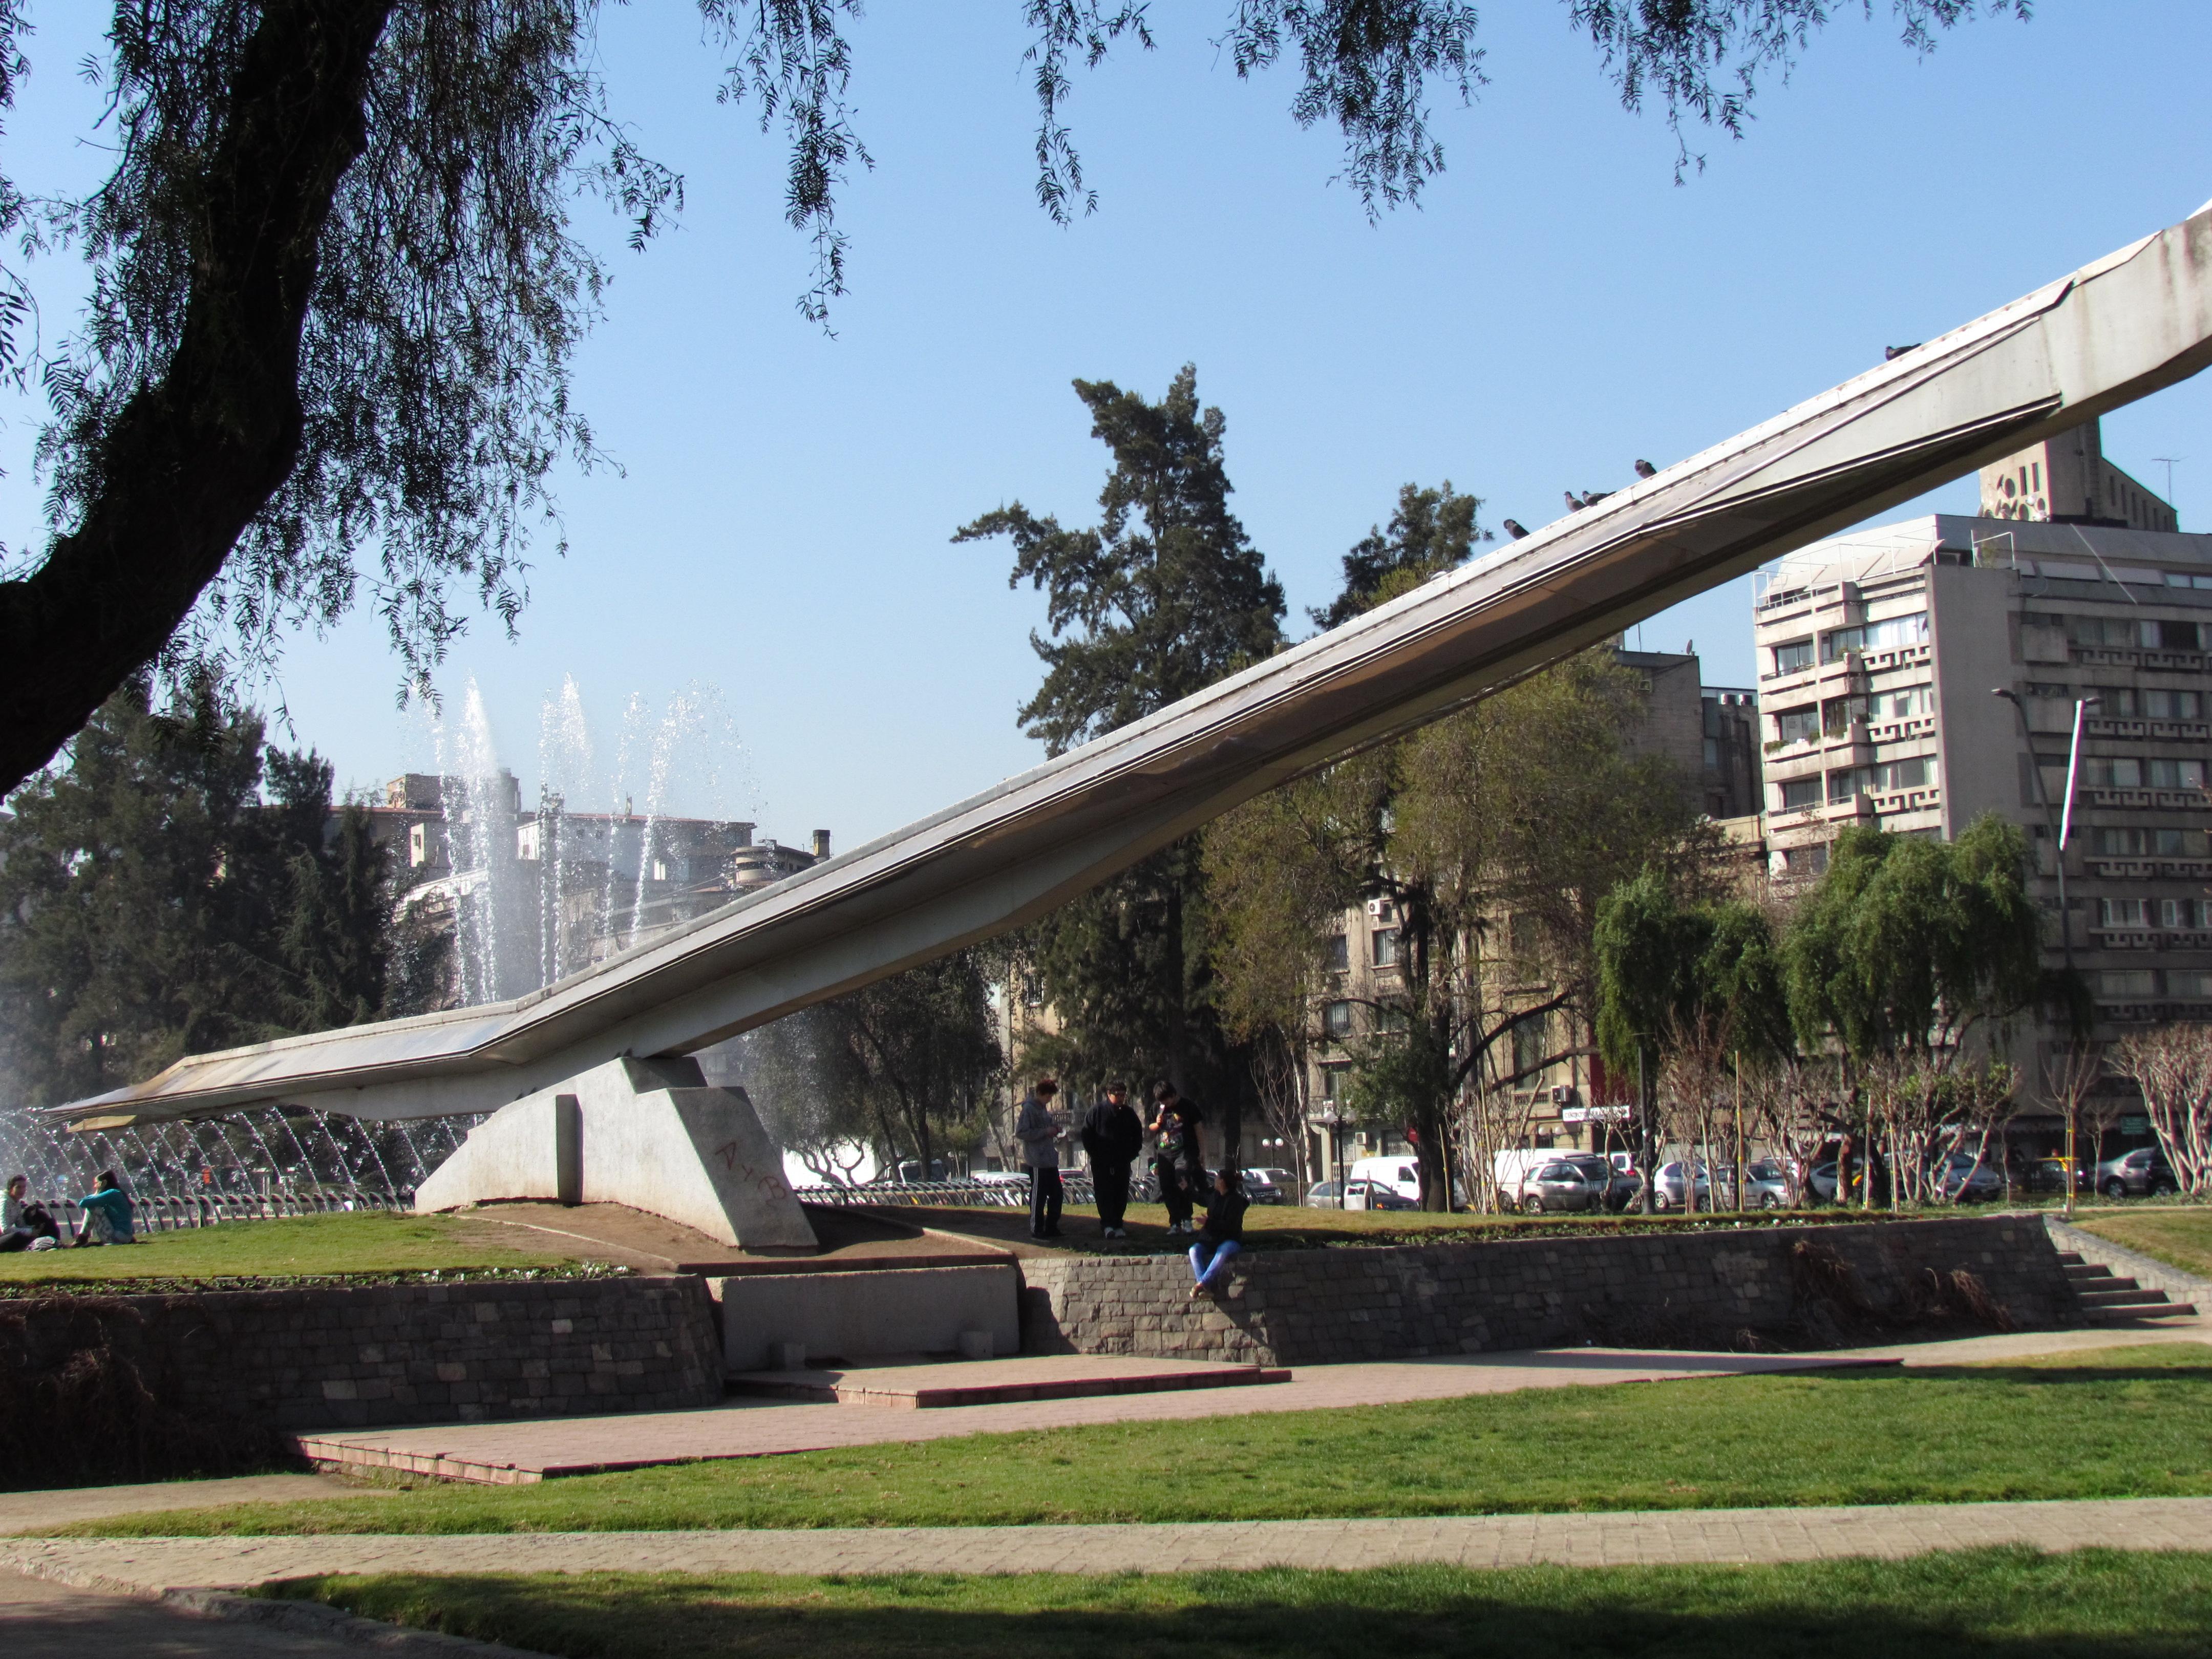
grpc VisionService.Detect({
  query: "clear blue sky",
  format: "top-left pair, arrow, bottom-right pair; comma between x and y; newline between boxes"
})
3,4 -> 2208,843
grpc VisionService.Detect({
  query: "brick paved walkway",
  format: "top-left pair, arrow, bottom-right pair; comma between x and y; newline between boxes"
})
5,1497 -> 2208,1593
290,1348 -> 1900,1483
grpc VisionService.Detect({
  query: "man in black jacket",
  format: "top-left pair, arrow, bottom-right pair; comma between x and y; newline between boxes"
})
1147,1080 -> 1204,1235
1080,1081 -> 1144,1239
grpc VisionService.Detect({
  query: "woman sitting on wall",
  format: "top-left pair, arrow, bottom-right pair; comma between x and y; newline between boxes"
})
72,1171 -> 136,1247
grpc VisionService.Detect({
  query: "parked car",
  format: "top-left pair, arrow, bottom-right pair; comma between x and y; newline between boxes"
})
1247,1166 -> 1295,1198
2023,1156 -> 2093,1195
1808,1156 -> 1888,1204
1740,1157 -> 1791,1209
1517,1159 -> 1602,1215
1239,1168 -> 1286,1205
2096,1147 -> 2179,1199
1931,1152 -> 2005,1203
1650,1160 -> 1712,1211
1303,1176 -> 1417,1211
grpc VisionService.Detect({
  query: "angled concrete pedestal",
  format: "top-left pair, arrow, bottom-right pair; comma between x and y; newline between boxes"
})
414,1057 -> 817,1250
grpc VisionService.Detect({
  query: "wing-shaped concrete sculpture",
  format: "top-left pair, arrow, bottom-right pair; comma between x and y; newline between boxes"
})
51,201 -> 2212,1135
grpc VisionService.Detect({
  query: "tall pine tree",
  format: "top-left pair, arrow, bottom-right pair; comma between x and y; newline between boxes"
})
0,677 -> 393,1105
956,366 -> 1285,1147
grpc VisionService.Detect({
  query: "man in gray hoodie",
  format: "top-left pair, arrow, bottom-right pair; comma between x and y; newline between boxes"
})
1013,1077 -> 1066,1239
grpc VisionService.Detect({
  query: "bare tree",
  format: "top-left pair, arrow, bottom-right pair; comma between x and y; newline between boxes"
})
2113,1025 -> 2212,1195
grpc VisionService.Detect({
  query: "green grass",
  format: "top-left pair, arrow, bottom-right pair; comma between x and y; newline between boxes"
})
73,1342 -> 2212,1537
2072,1208 -> 2212,1281
267,1549 -> 2212,1659
0,1210 -> 576,1286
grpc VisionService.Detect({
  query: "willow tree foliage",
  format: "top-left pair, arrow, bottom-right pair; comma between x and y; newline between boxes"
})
0,2 -> 2028,797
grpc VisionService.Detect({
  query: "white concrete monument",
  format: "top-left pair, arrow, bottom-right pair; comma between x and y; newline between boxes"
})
413,1056 -> 817,1250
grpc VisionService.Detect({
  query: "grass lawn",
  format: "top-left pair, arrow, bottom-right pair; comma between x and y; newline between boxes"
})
268,1549 -> 2212,1659
0,1210 -> 579,1285
2072,1208 -> 2212,1280
74,1342 -> 2212,1537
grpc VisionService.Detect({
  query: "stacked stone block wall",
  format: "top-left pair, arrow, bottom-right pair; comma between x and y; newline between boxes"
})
0,1274 -> 722,1435
1017,1217 -> 2077,1363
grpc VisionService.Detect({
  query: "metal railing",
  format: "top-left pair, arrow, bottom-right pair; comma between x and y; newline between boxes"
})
793,1175 -> 1096,1210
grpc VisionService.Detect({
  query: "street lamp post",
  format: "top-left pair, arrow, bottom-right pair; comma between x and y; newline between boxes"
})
1992,686 -> 2100,1218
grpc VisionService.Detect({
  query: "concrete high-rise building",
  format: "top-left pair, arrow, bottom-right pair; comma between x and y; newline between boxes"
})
1756,419 -> 2204,1124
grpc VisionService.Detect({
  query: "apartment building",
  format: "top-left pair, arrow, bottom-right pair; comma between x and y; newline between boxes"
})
1303,643 -> 1762,1176
1755,421 -> 2205,1128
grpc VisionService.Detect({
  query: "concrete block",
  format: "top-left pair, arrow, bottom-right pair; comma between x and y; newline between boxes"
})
415,1057 -> 816,1249
712,1264 -> 1020,1372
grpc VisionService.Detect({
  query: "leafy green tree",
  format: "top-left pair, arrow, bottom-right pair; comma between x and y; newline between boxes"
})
1594,865 -> 1791,1208
960,367 -> 1286,1146
0,3 -> 2027,796
1779,816 -> 2039,1205
0,677 -> 394,1104
824,949 -> 1004,1178
1309,480 -> 1487,629
958,366 -> 1285,754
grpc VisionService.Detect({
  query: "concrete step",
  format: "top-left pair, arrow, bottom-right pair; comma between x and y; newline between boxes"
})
2056,1251 -> 2085,1266
2084,1302 -> 2199,1323
2074,1285 -> 2158,1307
725,1353 -> 1292,1409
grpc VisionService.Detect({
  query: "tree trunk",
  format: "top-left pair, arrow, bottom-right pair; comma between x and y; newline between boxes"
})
0,0 -> 397,795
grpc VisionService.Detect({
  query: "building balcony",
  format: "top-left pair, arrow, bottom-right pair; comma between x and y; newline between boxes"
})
2089,929 -> 2159,951
2085,717 -> 2150,739
1858,642 -> 1933,674
2150,720 -> 2211,741
2087,858 -> 2158,878
1868,786 -> 1942,818
1863,715 -> 1938,744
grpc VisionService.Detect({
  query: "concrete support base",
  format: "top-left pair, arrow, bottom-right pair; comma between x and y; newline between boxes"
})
414,1057 -> 817,1251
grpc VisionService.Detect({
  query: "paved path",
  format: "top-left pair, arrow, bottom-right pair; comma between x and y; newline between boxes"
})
290,1349 -> 1901,1483
0,1476 -> 386,1539
0,1567 -> 381,1657
5,1497 -> 2210,1592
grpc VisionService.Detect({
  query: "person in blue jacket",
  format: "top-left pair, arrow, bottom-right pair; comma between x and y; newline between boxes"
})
73,1171 -> 135,1246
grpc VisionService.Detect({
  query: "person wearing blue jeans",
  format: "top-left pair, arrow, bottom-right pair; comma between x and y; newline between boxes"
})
1187,1168 -> 1249,1298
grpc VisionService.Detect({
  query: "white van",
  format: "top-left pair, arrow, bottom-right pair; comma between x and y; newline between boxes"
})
1348,1155 -> 1422,1201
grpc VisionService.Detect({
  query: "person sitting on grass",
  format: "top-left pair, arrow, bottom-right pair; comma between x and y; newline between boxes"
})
0,1175 -> 32,1252
1187,1168 -> 1249,1299
72,1171 -> 135,1247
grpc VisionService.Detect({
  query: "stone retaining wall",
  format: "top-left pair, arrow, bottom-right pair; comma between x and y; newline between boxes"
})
0,1274 -> 722,1435
1016,1217 -> 2077,1364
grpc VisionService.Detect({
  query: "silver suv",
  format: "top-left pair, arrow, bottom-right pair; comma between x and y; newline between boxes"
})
2095,1147 -> 2178,1199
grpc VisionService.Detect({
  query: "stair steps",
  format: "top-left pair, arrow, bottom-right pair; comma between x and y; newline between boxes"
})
2059,1252 -> 2198,1323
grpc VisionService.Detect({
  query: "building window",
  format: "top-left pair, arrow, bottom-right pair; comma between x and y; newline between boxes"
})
1873,757 -> 1929,793
1774,705 -> 1820,745
2082,757 -> 2145,789
1827,767 -> 1873,804
2169,969 -> 2212,1000
2145,689 -> 2203,719
1319,1061 -> 1353,1104
2149,758 -> 2206,790
2160,898 -> 2205,928
2099,969 -> 2158,999
2100,898 -> 2151,927
1779,843 -> 1830,877
1821,612 -> 1927,663
1511,1010 -> 1552,1078
1879,685 -> 1934,721
1772,638 -> 1814,675
1777,777 -> 1822,811
1821,693 -> 1868,736
2093,827 -> 2151,856
1371,927 -> 1400,968
1324,1000 -> 1353,1039
1325,933 -> 1350,972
